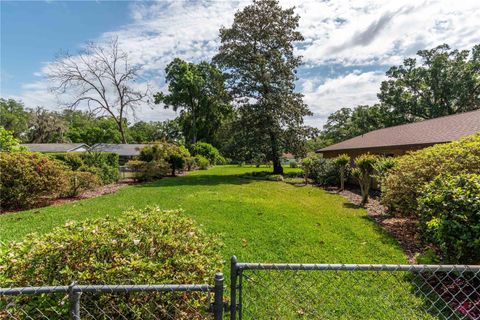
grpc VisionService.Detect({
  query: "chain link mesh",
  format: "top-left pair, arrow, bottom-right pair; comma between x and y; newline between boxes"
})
0,284 -> 214,319
235,264 -> 480,320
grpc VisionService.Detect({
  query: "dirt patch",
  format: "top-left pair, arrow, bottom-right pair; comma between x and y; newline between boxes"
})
336,188 -> 422,263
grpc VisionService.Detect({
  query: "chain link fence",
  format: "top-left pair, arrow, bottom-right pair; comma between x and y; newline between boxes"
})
0,273 -> 225,320
230,258 -> 480,320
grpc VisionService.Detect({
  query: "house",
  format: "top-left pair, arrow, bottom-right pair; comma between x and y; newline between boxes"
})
317,110 -> 480,158
91,143 -> 147,164
21,143 -> 89,153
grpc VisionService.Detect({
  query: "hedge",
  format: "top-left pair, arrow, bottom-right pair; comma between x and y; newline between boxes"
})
0,207 -> 222,319
381,133 -> 480,215
49,151 -> 119,184
418,174 -> 480,264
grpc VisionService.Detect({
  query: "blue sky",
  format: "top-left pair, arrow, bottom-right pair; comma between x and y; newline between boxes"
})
1,0 -> 479,128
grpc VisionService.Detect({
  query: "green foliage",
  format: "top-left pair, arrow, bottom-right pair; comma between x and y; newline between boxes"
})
64,110 -> 124,145
50,152 -> 119,184
214,0 -> 314,174
129,119 -> 184,144
140,142 -> 190,176
63,171 -> 101,197
0,98 -> 29,139
154,58 -> 232,145
289,160 -> 298,168
301,155 -> 338,186
0,152 -> 68,209
190,142 -> 225,165
417,174 -> 480,264
379,44 -> 480,124
0,127 -> 27,152
373,157 -> 397,185
126,160 -> 170,182
353,154 -> 378,205
26,107 -> 68,143
0,207 -> 222,319
381,134 -> 480,215
194,155 -> 210,170
334,154 -> 350,191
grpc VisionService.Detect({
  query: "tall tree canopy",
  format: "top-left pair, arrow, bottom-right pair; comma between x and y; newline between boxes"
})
379,44 -> 480,124
214,0 -> 313,174
0,99 -> 29,140
47,38 -> 149,143
154,58 -> 231,145
129,119 -> 183,144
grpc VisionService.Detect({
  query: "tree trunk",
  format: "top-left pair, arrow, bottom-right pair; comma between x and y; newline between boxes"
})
340,169 -> 345,191
269,131 -> 283,175
118,121 -> 127,144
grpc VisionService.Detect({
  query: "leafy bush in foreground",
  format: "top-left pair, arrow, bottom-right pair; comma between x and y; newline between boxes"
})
381,134 -> 480,215
63,171 -> 101,197
0,207 -> 222,319
301,155 -> 338,186
0,152 -> 68,209
194,155 -> 210,170
352,154 -> 378,205
418,174 -> 480,264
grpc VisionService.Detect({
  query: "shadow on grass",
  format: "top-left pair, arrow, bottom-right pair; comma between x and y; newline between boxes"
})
135,174 -> 256,188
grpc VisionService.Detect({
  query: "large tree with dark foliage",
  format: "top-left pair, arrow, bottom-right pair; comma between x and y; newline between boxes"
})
154,58 -> 231,145
214,0 -> 313,174
378,44 -> 480,124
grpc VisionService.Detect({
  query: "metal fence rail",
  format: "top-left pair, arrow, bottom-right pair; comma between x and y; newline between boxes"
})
230,257 -> 480,320
0,273 -> 225,320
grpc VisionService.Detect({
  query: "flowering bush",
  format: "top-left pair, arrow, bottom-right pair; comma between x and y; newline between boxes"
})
418,174 -> 480,264
0,152 -> 68,209
0,207 -> 222,319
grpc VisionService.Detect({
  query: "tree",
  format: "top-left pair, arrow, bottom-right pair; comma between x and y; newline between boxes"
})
0,98 -> 29,140
26,107 -> 67,143
0,127 -> 27,152
129,119 -> 183,143
63,110 -> 123,145
154,59 -> 231,145
334,154 -> 350,191
214,0 -> 313,174
47,38 -> 149,143
378,44 -> 480,124
352,154 -> 378,205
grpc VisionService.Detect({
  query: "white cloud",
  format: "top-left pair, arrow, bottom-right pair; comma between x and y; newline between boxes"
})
8,0 -> 480,128
303,71 -> 386,127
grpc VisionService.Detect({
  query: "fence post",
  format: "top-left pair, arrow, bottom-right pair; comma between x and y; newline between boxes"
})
230,256 -> 238,320
68,282 -> 81,320
213,272 -> 224,320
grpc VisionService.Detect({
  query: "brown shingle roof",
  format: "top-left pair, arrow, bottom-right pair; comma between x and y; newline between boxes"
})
318,110 -> 480,153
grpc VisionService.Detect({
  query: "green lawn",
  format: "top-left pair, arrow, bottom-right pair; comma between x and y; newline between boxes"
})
0,165 -> 443,318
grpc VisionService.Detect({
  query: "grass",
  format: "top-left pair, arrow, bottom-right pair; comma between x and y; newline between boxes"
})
0,165 -> 441,318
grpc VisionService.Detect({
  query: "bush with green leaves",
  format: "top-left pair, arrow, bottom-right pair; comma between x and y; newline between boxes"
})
62,171 -> 101,197
190,142 -> 225,165
0,207 -> 222,319
381,134 -> 480,215
301,155 -> 338,186
49,152 -> 119,184
289,160 -> 298,168
140,142 -> 190,176
194,155 -> 210,170
352,154 -> 378,205
126,159 -> 170,182
0,152 -> 68,209
417,174 -> 480,264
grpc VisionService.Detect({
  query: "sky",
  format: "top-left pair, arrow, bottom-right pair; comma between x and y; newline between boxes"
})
1,0 -> 480,128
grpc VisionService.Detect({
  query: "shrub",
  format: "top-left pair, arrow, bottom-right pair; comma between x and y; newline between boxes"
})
417,174 -> 480,264
352,154 -> 378,205
63,171 -> 101,197
381,134 -> 480,215
194,155 -> 210,170
50,152 -> 119,184
190,142 -> 225,165
289,160 -> 298,168
301,155 -> 338,186
0,207 -> 222,319
140,142 -> 190,176
334,154 -> 350,191
126,159 -> 170,182
0,152 -> 68,209
373,156 -> 397,185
